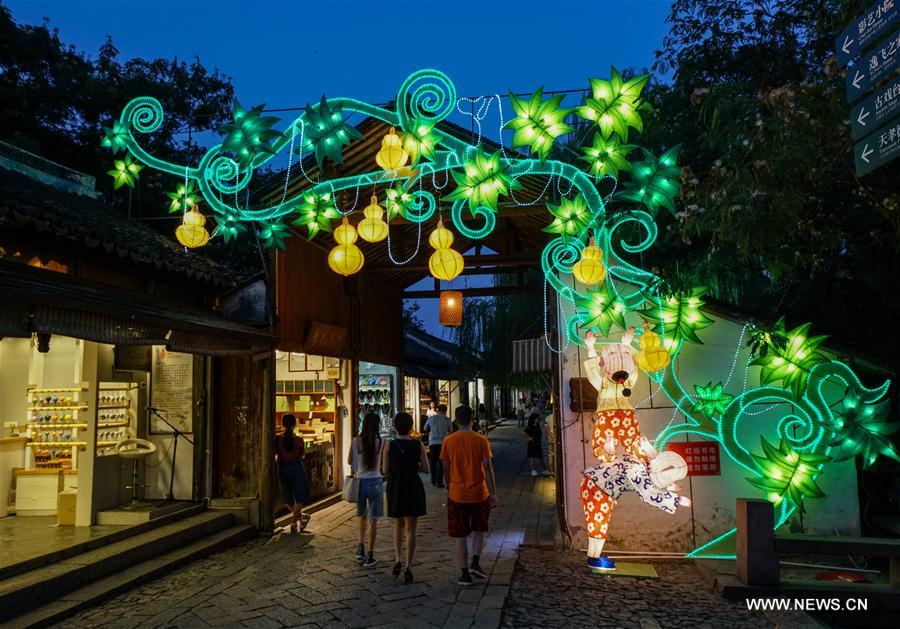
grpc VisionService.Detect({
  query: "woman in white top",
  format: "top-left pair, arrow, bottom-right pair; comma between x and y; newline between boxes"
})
348,413 -> 384,567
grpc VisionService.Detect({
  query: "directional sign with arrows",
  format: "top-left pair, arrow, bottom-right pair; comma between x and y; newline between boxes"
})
854,118 -> 900,176
836,0 -> 899,66
845,27 -> 900,102
850,74 -> 900,139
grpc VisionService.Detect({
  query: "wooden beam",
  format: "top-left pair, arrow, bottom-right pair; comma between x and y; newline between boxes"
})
458,265 -> 536,277
404,284 -> 541,299
369,253 -> 535,272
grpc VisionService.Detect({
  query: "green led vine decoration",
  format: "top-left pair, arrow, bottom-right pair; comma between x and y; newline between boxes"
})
105,68 -> 895,559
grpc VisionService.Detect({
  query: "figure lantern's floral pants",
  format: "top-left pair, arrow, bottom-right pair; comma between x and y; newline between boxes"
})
580,409 -> 644,541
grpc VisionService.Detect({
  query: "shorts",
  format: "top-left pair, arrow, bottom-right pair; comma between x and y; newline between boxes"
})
279,460 -> 311,506
356,477 -> 384,519
447,497 -> 491,537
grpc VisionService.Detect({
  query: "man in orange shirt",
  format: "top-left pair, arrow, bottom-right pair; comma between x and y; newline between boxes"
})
440,405 -> 497,586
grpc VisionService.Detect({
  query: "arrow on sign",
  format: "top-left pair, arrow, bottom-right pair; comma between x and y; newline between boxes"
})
860,144 -> 874,163
857,106 -> 870,127
842,35 -> 854,55
852,70 -> 864,90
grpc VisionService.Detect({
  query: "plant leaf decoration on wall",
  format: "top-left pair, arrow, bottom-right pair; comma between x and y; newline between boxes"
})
692,382 -> 734,419
615,146 -> 682,215
639,287 -> 714,346
827,391 -> 899,468
544,194 -> 593,238
747,437 -> 831,512
219,100 -> 284,170
581,132 -> 637,179
444,146 -> 521,213
401,125 -> 441,166
574,281 -> 627,335
300,96 -> 363,167
504,88 -> 573,160
576,67 -> 649,141
293,192 -> 341,240
750,318 -> 828,398
107,155 -> 142,189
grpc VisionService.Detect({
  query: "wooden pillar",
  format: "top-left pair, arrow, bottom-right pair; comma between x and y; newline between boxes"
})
736,498 -> 779,586
259,355 -> 274,531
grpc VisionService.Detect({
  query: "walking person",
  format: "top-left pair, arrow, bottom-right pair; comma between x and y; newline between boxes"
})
440,405 -> 497,586
516,400 -> 526,428
423,403 -> 451,487
349,413 -> 385,567
523,412 -> 550,477
382,412 -> 428,584
276,414 -> 311,533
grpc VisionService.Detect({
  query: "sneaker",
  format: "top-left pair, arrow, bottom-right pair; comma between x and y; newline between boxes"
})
363,553 -> 377,568
531,470 -> 539,477
587,555 -> 616,572
355,544 -> 366,563
469,563 -> 487,579
457,571 -> 474,586
542,470 -> 551,476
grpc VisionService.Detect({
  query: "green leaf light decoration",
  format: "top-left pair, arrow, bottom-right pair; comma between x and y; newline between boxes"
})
384,184 -> 412,220
747,437 -> 831,512
544,193 -> 593,238
692,382 -> 734,419
401,125 -> 440,166
107,155 -> 142,189
581,132 -> 636,179
258,219 -> 290,251
828,391 -> 899,468
576,67 -> 649,141
301,96 -> 363,167
504,88 -> 573,160
750,319 -> 828,398
216,213 -> 247,244
100,121 -> 130,153
444,146 -> 521,213
219,100 -> 284,170
616,146 -> 682,215
575,281 -> 627,335
166,181 -> 200,214
639,287 -> 715,347
293,192 -> 340,240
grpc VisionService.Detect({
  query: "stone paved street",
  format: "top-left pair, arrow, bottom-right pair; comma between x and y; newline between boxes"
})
54,422 -> 776,628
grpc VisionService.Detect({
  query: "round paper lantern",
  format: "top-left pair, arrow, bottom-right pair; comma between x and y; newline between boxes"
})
328,218 -> 364,276
440,290 -> 463,327
428,220 -> 464,281
572,238 -> 606,286
357,194 -> 388,243
649,451 -> 688,488
175,223 -> 209,248
636,324 -> 670,372
375,127 -> 409,171
182,209 -> 206,227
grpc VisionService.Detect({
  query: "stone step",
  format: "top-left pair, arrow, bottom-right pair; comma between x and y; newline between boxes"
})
0,502 -> 205,581
5,523 -> 256,629
0,510 -> 239,623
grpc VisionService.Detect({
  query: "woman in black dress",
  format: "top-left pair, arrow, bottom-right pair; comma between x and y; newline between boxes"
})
381,412 -> 428,583
524,412 -> 549,477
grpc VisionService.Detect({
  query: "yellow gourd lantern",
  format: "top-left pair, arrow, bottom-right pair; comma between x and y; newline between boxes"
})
375,127 -> 409,171
357,194 -> 389,243
327,218 -> 365,276
175,209 -> 210,248
428,220 -> 464,281
572,238 -> 606,286
636,323 -> 670,372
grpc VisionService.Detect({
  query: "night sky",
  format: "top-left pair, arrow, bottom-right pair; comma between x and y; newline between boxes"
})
7,0 -> 674,339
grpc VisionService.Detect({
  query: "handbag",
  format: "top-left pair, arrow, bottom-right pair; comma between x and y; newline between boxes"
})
343,437 -> 360,503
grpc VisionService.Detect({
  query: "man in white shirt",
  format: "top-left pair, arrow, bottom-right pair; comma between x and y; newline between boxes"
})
423,404 -> 451,487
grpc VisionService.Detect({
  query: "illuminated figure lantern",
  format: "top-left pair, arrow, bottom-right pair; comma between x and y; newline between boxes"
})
580,328 -> 691,572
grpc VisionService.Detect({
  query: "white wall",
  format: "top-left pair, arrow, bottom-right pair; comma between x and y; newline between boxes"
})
0,338 -> 31,426
558,303 -> 861,553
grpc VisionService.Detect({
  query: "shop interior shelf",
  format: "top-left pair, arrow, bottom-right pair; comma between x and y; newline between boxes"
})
27,423 -> 88,429
97,422 -> 130,428
27,405 -> 88,411
27,387 -> 86,393
29,442 -> 86,447
98,404 -> 130,410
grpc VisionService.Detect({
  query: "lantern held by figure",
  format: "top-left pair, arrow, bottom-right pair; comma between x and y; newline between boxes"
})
357,194 -> 389,243
440,290 -> 463,327
636,324 -> 670,373
375,127 -> 409,171
428,220 -> 464,281
572,238 -> 606,286
327,218 -> 365,276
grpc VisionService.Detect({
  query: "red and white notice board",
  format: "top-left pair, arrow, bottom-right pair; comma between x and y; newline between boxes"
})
666,441 -> 721,476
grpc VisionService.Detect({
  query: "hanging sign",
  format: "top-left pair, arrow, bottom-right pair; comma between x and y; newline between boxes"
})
854,117 -> 900,175
850,74 -> 900,139
845,27 -> 900,102
836,0 -> 899,67
666,441 -> 721,476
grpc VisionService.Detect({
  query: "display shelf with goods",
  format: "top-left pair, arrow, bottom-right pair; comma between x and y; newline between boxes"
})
25,386 -> 87,471
96,383 -> 137,457
275,379 -> 338,498
358,373 -> 394,435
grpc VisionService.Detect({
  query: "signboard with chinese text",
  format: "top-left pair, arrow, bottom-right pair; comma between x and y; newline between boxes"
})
666,441 -> 721,476
850,74 -> 900,139
854,118 -> 900,175
836,0 -> 899,66
845,27 -> 900,102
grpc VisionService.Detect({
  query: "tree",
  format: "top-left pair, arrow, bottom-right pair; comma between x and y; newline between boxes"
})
0,5 -> 234,215
641,0 -> 900,363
